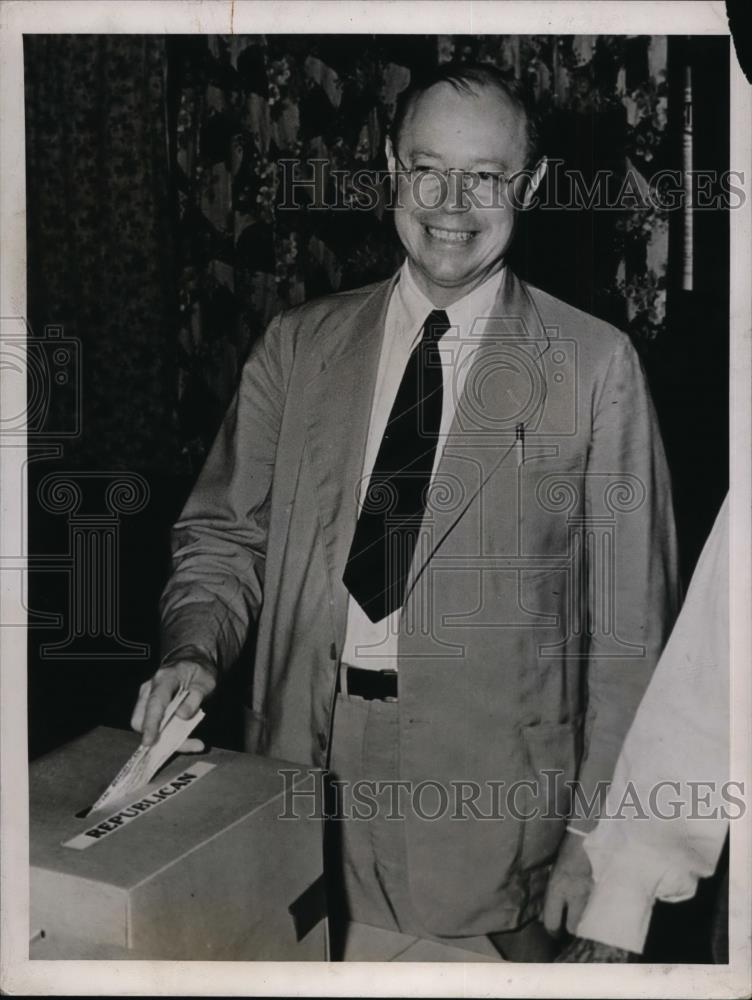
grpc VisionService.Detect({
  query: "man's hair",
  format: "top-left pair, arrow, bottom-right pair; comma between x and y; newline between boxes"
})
390,61 -> 540,169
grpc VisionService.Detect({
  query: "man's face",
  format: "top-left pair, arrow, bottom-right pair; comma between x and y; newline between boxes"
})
387,82 -> 538,307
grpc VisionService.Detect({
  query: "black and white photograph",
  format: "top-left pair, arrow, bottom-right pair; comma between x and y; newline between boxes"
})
1,1 -> 750,996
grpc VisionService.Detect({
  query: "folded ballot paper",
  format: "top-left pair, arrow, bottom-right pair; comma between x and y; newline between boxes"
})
88,688 -> 204,815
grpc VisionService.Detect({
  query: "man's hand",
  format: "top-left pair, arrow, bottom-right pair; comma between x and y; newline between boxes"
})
541,832 -> 593,937
131,658 -> 217,747
555,936 -> 635,963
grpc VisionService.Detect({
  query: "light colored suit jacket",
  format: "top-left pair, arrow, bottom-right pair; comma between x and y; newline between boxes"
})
160,268 -> 680,935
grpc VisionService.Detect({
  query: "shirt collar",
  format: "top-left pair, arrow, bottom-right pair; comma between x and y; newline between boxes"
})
394,259 -> 506,345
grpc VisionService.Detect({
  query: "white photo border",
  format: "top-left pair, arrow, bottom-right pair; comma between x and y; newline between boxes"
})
1,2 -> 750,996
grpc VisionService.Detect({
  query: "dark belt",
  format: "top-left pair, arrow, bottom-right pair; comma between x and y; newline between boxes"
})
341,664 -> 398,702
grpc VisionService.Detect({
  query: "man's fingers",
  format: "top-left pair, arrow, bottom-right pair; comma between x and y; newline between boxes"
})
141,674 -> 181,747
565,891 -> 589,935
541,883 -> 565,936
132,661 -> 216,747
178,738 -> 206,754
542,869 -> 592,937
130,679 -> 153,734
176,686 -> 206,721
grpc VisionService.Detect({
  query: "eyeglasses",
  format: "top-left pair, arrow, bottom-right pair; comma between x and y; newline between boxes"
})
392,150 -> 521,204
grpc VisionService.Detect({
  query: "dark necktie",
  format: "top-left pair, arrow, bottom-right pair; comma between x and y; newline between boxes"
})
343,309 -> 450,623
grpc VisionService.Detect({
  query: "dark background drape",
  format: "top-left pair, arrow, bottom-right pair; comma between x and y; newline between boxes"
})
24,34 -> 729,960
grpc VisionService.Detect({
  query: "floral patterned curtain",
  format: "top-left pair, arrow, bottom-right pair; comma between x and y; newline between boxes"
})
171,34 -> 670,469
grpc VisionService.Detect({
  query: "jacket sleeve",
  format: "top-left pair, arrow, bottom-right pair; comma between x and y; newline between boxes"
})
576,497 -> 729,952
570,336 -> 681,830
158,312 -> 288,674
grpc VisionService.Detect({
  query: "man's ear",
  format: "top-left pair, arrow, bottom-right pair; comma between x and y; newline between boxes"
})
385,136 -> 397,176
519,156 -> 548,209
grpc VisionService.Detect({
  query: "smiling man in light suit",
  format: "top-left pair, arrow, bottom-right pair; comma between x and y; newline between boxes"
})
132,63 -> 679,960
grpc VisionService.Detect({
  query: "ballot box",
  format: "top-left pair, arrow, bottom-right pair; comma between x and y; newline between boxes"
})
30,727 -> 327,960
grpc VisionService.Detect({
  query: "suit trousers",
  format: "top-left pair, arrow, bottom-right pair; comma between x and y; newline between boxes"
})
324,687 -> 557,961
326,690 -> 424,936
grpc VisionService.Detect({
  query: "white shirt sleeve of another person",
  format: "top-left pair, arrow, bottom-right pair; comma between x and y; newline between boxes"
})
576,495 -> 730,954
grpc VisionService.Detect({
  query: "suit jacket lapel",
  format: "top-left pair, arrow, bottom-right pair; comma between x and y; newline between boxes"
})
303,267 -> 551,645
404,269 -> 551,599
304,275 -> 398,646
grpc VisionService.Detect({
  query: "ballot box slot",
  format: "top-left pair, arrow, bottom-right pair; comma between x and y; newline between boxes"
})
73,749 -> 206,820
63,761 -> 217,850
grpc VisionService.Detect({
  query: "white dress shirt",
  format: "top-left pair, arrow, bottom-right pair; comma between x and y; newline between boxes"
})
342,259 -> 505,671
576,495 -> 730,953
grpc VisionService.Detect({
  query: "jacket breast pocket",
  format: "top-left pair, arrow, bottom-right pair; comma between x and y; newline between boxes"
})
516,718 -> 582,871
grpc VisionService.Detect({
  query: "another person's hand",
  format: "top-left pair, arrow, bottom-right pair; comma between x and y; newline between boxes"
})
131,656 -> 217,747
541,831 -> 593,937
555,936 -> 634,962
